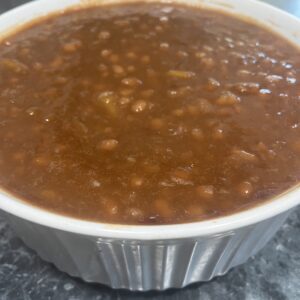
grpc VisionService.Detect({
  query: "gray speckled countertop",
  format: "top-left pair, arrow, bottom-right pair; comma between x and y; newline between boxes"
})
0,1 -> 300,299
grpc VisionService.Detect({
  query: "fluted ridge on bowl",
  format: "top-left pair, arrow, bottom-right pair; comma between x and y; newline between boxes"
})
3,210 -> 291,290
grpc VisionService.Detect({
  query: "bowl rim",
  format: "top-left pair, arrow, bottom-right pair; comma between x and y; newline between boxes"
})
0,0 -> 299,240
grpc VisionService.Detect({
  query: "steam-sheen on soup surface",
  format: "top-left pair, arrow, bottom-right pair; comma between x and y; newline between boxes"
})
0,2 -> 300,224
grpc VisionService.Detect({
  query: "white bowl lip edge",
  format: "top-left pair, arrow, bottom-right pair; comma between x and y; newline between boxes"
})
0,0 -> 299,240
1,184 -> 299,240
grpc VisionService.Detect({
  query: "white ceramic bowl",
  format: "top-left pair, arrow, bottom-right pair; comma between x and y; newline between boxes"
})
0,0 -> 300,291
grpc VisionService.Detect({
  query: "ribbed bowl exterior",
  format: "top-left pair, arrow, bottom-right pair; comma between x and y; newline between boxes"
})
3,210 -> 291,291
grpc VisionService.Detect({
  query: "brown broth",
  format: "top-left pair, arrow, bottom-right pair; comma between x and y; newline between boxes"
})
0,3 -> 300,224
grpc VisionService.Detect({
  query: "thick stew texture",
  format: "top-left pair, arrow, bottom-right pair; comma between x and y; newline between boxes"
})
0,3 -> 300,224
